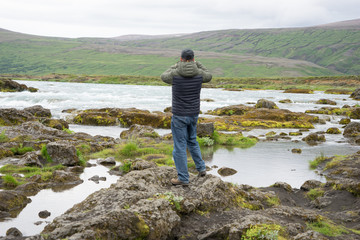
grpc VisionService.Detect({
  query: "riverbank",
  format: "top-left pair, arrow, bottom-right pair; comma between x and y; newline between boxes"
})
1,74 -> 359,91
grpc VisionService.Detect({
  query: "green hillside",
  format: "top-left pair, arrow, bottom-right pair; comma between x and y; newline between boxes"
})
0,19 -> 359,77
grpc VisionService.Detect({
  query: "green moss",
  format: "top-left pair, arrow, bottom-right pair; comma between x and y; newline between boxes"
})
266,196 -> 280,206
307,188 -> 325,200
211,131 -> 257,148
307,220 -> 349,237
309,154 -> 327,169
135,215 -> 150,238
0,164 -> 65,182
3,174 -> 21,188
0,130 -> 9,142
10,145 -> 34,155
242,224 -> 285,240
41,145 -> 52,163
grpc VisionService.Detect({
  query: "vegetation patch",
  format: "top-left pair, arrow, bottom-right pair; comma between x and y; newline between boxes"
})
10,145 -> 34,155
306,188 -> 325,200
0,130 -> 9,142
211,131 -> 257,148
41,145 -> 52,163
242,223 -> 286,240
307,219 -> 349,237
2,174 -> 22,188
309,154 -> 328,169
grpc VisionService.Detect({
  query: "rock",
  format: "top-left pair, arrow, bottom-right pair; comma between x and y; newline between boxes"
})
284,89 -> 313,94
315,99 -> 337,105
46,142 -> 79,166
42,167 -> 244,240
0,78 -> 38,92
350,88 -> 360,100
349,107 -> 360,119
326,127 -> 341,134
15,182 -> 40,196
164,106 -> 172,112
255,99 -> 278,109
293,230 -> 329,240
88,175 -> 107,184
0,190 -> 31,214
24,105 -> 51,118
52,170 -> 83,185
302,133 -> 326,145
273,182 -> 293,192
0,108 -> 36,126
197,122 -> 214,137
131,159 -> 157,170
97,157 -> 116,166
201,98 -> 215,102
217,167 -> 237,176
73,111 -> 117,126
120,124 -> 160,139
40,118 -> 69,130
339,118 -> 351,125
291,148 -> 302,154
19,151 -> 43,167
206,104 -> 253,116
300,180 -> 323,191
6,227 -> 23,237
279,99 -> 292,103
324,89 -> 352,95
38,210 -> 51,219
343,122 -> 360,137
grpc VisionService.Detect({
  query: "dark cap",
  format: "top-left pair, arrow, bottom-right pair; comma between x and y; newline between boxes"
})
181,49 -> 194,60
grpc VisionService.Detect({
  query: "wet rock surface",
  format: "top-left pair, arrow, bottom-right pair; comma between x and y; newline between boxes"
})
29,159 -> 360,240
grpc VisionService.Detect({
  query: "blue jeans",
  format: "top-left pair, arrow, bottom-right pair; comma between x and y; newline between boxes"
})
171,115 -> 206,183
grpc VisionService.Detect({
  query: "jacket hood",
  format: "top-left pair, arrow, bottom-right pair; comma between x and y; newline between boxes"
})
177,61 -> 200,77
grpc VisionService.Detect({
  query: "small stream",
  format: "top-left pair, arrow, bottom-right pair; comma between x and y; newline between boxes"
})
0,80 -> 359,236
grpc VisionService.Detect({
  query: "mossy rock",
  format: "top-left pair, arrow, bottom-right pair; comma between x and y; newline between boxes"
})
0,147 -> 14,159
284,88 -> 314,94
305,107 -> 350,116
289,132 -> 302,136
73,112 -> 117,126
118,112 -> 171,129
40,118 -> 69,130
324,89 -> 352,95
339,118 -> 351,125
349,108 -> 360,119
279,99 -> 292,103
0,190 -> 31,214
255,99 -> 278,109
0,79 -> 38,92
206,104 -> 253,116
0,108 -> 36,126
326,127 -> 341,134
291,148 -> 302,154
316,99 -> 337,105
302,133 -> 326,145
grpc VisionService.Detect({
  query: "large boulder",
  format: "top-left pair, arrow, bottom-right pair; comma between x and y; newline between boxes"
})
315,99 -> 337,105
46,142 -> 79,166
41,167 -> 245,240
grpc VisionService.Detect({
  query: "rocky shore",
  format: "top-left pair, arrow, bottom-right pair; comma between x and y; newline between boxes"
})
0,85 -> 360,239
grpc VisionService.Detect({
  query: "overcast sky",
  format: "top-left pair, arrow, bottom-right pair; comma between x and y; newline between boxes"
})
0,0 -> 359,38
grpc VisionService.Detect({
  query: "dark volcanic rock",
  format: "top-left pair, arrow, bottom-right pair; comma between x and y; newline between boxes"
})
0,190 -> 31,215
38,210 -> 51,219
0,78 -> 38,92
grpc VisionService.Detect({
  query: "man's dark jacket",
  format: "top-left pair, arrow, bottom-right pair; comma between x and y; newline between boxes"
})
161,61 -> 212,116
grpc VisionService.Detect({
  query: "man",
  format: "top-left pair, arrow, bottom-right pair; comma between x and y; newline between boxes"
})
161,49 -> 212,186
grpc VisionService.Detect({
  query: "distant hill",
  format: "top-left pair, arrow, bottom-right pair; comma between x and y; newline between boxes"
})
0,19 -> 359,77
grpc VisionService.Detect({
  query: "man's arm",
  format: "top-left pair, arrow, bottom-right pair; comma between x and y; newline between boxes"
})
161,63 -> 178,84
196,61 -> 212,83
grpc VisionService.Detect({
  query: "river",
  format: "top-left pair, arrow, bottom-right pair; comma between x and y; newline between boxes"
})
0,80 -> 359,236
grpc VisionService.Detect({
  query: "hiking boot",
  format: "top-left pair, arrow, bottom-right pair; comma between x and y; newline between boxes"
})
198,170 -> 206,177
171,178 -> 189,186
